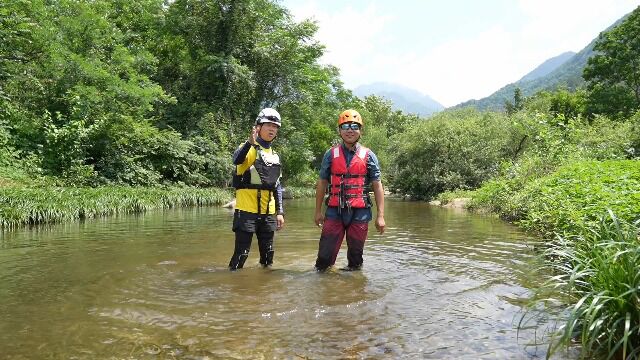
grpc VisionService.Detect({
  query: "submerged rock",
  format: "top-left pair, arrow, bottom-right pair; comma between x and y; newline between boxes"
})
442,198 -> 471,209
222,199 -> 236,209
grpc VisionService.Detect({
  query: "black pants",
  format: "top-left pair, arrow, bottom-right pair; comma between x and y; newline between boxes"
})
228,210 -> 277,270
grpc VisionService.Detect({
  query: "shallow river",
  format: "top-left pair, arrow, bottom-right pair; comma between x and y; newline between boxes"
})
0,199 -> 564,359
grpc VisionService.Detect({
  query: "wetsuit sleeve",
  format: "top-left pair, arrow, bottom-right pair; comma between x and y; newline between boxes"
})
233,141 -> 253,165
367,150 -> 381,182
235,146 -> 257,175
275,181 -> 284,215
319,149 -> 333,180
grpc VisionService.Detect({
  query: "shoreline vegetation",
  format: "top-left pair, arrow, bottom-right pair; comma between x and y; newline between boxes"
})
0,186 -> 233,229
0,185 -> 316,229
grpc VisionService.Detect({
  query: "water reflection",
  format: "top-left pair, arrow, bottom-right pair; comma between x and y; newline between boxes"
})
0,199 -> 565,359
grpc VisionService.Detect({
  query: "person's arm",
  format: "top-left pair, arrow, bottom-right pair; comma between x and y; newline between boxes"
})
232,142 -> 252,165
233,126 -> 259,165
275,181 -> 285,230
367,150 -> 385,234
372,180 -> 385,234
315,179 -> 328,227
314,150 -> 332,227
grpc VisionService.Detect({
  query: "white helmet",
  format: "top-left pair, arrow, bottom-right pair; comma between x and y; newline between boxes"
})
255,108 -> 281,127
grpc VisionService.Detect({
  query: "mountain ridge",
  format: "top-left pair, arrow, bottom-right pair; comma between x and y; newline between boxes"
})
353,82 -> 445,117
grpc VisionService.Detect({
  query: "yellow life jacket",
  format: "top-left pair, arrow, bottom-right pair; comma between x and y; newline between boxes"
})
233,144 -> 281,214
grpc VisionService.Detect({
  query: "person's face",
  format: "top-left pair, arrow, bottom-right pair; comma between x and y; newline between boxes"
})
258,122 -> 279,142
338,122 -> 361,144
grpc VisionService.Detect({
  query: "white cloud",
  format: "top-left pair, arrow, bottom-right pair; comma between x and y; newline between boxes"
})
285,1 -> 394,86
398,27 -> 522,106
517,0 -> 638,53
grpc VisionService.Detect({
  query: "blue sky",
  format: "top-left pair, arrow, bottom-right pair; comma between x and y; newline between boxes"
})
279,0 -> 639,107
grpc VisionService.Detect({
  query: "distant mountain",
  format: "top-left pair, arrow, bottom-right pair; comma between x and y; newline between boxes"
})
454,14 -> 629,111
518,51 -> 576,82
353,82 -> 445,117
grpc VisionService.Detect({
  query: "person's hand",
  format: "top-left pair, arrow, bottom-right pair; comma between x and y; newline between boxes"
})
276,214 -> 284,230
248,126 -> 258,145
375,215 -> 385,234
314,212 -> 325,228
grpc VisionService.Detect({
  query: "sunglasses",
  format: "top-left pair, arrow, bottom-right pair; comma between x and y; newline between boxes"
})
339,123 -> 361,131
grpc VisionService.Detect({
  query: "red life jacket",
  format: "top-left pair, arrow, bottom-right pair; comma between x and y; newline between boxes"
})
327,144 -> 370,208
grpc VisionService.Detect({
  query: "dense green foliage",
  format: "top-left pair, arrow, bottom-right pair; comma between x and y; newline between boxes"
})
522,161 -> 639,235
0,0 -> 419,191
468,112 -> 637,220
473,160 -> 640,235
583,7 -> 640,119
392,108 -> 530,200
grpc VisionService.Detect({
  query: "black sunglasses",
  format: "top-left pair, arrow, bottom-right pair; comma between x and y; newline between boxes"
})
339,123 -> 361,131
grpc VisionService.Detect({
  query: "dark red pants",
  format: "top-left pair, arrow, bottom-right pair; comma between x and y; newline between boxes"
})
315,218 -> 369,271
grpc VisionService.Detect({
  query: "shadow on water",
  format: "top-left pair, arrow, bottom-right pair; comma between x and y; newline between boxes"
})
0,199 -> 573,359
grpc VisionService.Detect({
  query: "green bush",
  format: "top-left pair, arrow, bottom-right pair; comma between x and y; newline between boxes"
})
471,113 -> 637,225
391,108 -> 521,199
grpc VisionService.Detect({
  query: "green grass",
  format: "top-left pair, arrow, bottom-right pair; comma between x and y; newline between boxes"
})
520,160 -> 640,236
0,186 -> 233,228
471,160 -> 640,358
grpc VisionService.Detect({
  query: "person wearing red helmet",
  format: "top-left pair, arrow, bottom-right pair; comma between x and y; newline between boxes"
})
313,109 -> 386,271
228,107 -> 285,270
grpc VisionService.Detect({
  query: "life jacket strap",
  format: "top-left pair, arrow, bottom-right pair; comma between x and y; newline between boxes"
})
332,173 -> 365,179
236,183 -> 276,190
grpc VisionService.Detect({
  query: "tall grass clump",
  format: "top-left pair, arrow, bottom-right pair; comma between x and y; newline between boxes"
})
0,186 -> 233,229
523,212 -> 640,359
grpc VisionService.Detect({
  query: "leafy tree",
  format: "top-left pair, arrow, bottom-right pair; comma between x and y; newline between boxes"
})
548,88 -> 587,122
504,87 -> 524,115
583,6 -> 640,118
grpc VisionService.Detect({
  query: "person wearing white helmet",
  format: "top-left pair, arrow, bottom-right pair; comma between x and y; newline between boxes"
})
228,107 -> 285,270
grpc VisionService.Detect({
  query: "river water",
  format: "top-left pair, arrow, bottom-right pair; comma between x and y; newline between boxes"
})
0,199 -> 565,359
